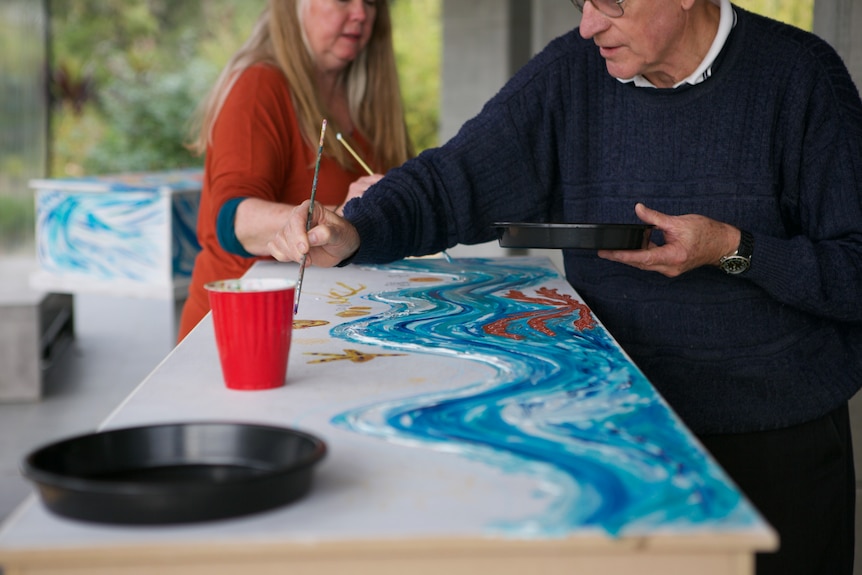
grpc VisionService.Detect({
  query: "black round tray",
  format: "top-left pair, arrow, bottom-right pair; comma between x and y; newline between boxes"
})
494,222 -> 653,250
22,421 -> 327,525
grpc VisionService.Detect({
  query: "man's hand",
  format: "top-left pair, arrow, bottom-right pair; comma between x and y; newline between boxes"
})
268,200 -> 361,267
598,203 -> 741,277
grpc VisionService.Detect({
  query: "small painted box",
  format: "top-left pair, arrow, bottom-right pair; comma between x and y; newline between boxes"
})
29,169 -> 203,300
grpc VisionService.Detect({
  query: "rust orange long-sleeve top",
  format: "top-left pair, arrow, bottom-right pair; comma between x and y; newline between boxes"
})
178,64 -> 372,341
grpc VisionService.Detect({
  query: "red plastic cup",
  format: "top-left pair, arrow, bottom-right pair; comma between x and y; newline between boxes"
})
205,278 -> 296,391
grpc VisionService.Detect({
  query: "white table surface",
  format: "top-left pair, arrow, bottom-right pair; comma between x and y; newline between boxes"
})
0,256 -> 777,575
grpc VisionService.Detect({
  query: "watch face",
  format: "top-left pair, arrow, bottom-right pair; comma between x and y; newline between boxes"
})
720,255 -> 750,275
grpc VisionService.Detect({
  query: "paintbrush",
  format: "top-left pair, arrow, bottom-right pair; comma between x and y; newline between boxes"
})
336,132 -> 373,175
294,119 -> 327,314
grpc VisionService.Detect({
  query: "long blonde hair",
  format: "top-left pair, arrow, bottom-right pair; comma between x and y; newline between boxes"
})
188,0 -> 413,171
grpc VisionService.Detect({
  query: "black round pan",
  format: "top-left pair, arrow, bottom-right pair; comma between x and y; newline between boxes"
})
22,421 -> 327,525
494,222 -> 653,250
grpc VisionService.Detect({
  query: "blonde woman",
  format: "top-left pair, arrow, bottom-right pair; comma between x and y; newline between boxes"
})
178,0 -> 413,341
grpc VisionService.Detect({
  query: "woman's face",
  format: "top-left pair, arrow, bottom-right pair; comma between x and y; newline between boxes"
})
303,0 -> 377,73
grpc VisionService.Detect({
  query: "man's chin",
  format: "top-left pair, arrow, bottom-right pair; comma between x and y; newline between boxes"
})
604,62 -> 635,81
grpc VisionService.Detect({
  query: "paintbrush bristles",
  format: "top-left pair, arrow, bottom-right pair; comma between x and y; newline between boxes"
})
336,132 -> 373,175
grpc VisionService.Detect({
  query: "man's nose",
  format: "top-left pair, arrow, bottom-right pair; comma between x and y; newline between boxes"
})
578,2 -> 611,40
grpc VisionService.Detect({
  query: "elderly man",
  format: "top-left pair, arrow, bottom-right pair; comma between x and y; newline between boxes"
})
272,1 -> 862,573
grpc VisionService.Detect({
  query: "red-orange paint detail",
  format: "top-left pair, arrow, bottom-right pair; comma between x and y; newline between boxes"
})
483,288 -> 595,340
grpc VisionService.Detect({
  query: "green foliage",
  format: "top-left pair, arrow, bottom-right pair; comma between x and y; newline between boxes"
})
195,3 -> 266,73
49,0 -> 210,87
393,0 -> 441,152
49,0 -> 264,176
1,1 -> 49,253
51,102 -> 99,177
734,0 -> 814,30
49,0 -> 440,176
84,59 -> 215,172
0,195 -> 35,251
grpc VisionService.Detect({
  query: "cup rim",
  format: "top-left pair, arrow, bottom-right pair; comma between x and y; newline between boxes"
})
204,278 -> 296,293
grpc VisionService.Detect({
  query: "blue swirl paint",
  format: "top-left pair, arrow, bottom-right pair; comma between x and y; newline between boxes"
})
38,191 -> 164,281
331,258 -> 757,537
36,179 -> 201,283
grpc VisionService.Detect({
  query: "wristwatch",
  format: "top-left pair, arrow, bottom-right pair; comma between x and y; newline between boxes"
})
719,229 -> 754,275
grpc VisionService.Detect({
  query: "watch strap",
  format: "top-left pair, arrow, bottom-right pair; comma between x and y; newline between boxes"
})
735,229 -> 754,260
719,229 -> 754,275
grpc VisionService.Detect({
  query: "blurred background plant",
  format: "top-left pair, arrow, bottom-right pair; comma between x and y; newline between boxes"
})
737,0 -> 813,29
49,0 -> 441,178
50,0 -> 271,176
0,0 -> 813,254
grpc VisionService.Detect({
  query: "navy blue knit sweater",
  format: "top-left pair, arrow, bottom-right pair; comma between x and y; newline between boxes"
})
344,8 -> 862,434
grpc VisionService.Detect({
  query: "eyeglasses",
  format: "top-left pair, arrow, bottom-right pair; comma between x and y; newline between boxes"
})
570,0 -> 625,18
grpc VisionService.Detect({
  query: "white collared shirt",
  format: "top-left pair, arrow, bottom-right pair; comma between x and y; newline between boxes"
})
620,0 -> 736,89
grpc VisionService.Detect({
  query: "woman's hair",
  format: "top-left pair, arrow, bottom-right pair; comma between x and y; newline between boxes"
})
187,0 -> 413,171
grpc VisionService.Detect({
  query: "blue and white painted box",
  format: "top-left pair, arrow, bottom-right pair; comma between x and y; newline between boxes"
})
29,169 -> 202,300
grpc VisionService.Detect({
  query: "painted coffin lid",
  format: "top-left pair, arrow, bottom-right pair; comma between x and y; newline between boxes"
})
314,257 -> 765,538
29,169 -> 202,296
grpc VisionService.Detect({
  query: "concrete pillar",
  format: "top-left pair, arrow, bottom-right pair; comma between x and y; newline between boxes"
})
813,0 -> 862,84
531,0 -> 582,55
439,0 -> 578,144
439,1 -> 577,263
440,1 -> 524,144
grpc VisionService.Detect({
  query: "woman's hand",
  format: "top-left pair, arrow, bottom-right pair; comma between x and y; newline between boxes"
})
336,173 -> 384,215
268,200 -> 360,267
598,203 -> 741,277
